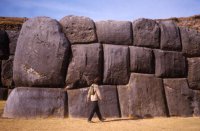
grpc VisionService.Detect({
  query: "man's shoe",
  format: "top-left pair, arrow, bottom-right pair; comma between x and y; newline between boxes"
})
88,120 -> 94,123
100,118 -> 106,122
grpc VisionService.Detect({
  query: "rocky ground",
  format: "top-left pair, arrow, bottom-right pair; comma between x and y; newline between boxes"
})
0,101 -> 200,131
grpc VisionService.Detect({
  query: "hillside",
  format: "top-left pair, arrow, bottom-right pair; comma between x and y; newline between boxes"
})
0,14 -> 200,31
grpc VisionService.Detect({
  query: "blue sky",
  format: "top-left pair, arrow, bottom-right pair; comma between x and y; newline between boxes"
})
0,0 -> 199,21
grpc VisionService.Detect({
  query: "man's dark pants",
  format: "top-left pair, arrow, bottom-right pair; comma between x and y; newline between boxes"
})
88,101 -> 103,121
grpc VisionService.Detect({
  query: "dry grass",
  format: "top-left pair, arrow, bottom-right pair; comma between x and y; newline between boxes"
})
0,100 -> 200,131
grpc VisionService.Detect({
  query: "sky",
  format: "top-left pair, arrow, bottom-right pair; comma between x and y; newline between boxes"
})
0,0 -> 199,21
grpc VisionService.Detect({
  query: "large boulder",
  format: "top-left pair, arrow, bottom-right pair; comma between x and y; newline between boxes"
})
13,17 -> 70,87
118,73 -> 167,118
0,30 -> 9,60
1,56 -> 14,87
163,78 -> 193,116
96,20 -> 132,45
180,27 -> 200,57
67,85 -> 120,118
60,15 -> 97,44
187,58 -> 200,90
132,18 -> 160,48
159,20 -> 181,51
66,43 -> 103,88
6,30 -> 20,55
129,73 -> 167,117
154,50 -> 186,78
103,44 -> 129,85
129,46 -> 154,73
3,87 -> 67,118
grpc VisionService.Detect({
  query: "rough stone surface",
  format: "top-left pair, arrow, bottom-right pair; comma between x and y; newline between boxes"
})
0,30 -> 9,60
0,88 -> 8,100
163,78 -> 193,116
13,17 -> 70,87
128,73 -> 167,117
66,43 -> 103,88
3,87 -> 67,118
96,20 -> 132,45
60,15 -> 97,44
129,46 -> 154,73
187,58 -> 200,90
6,30 -> 19,55
67,85 -> 120,118
154,50 -> 186,78
132,18 -> 160,48
117,85 -> 129,117
180,27 -> 200,57
193,90 -> 200,116
103,44 -> 129,85
1,56 -> 14,87
159,20 -> 181,51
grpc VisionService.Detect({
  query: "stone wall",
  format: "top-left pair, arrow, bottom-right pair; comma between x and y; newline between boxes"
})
1,15 -> 200,118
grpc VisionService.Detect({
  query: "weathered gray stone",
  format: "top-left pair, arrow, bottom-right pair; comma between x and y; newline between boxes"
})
13,17 -> 70,87
96,20 -> 132,45
154,50 -> 186,78
127,73 -> 167,117
67,85 -> 120,118
6,30 -> 19,55
66,43 -> 103,88
60,15 -> 97,44
0,30 -> 9,60
0,88 -> 8,100
132,18 -> 160,48
1,56 -> 14,87
187,58 -> 200,90
180,27 -> 200,57
98,85 -> 120,118
103,44 -> 129,85
3,87 -> 67,118
193,90 -> 200,116
129,46 -> 154,73
159,20 -> 181,51
163,78 -> 193,116
117,85 -> 129,117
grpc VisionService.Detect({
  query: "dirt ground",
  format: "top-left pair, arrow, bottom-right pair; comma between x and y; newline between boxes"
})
0,100 -> 200,131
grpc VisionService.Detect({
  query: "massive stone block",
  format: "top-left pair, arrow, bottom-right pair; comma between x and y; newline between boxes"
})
103,44 -> 129,85
1,56 -> 14,87
96,20 -> 132,45
0,30 -> 9,60
6,30 -> 19,55
117,85 -> 129,117
193,91 -> 200,116
127,73 -> 167,117
132,18 -> 160,48
180,27 -> 200,57
66,43 -> 103,88
129,46 -> 154,73
3,87 -> 67,118
163,79 -> 193,116
187,58 -> 200,90
60,15 -> 97,44
67,85 -> 120,118
13,17 -> 70,87
159,20 -> 181,51
154,50 -> 186,78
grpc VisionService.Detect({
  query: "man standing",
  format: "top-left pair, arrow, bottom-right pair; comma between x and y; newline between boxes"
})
87,82 -> 105,123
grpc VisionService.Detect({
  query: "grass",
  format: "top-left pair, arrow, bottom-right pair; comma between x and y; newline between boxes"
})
0,100 -> 200,131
